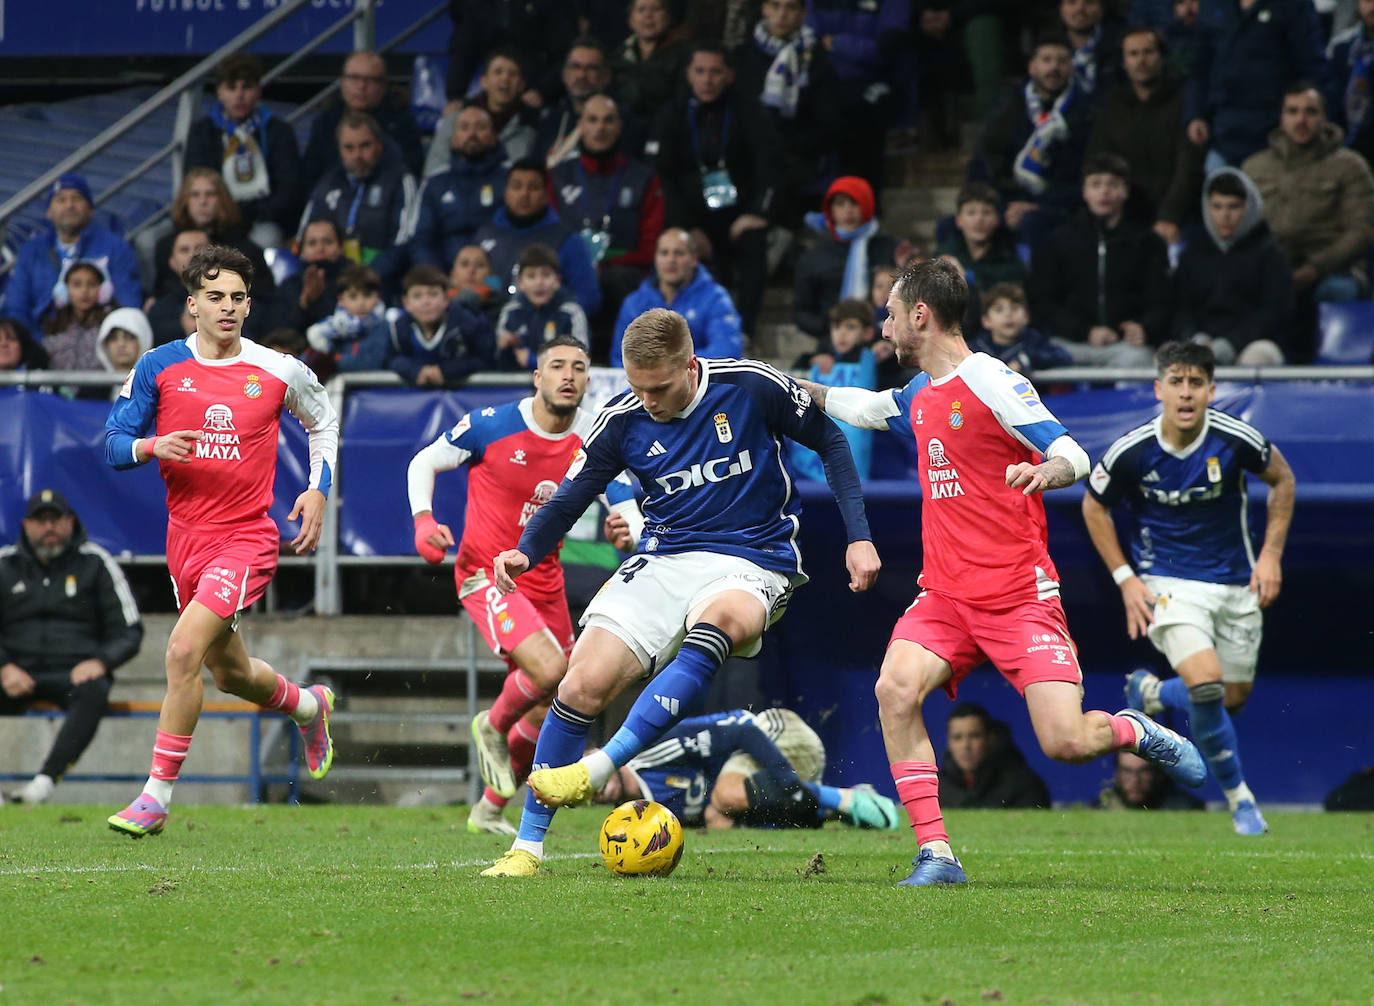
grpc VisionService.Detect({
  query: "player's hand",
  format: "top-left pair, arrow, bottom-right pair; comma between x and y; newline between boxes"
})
1005,461 -> 1052,496
1250,549 -> 1282,609
413,511 -> 454,564
845,539 -> 881,593
288,488 -> 327,554
147,429 -> 204,464
1,662 -> 35,698
492,549 -> 531,593
1120,576 -> 1156,640
69,659 -> 107,686
603,512 -> 635,551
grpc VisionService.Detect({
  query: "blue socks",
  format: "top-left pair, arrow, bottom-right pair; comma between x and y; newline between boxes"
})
809,782 -> 844,812
1158,676 -> 1191,713
515,698 -> 594,844
601,623 -> 732,770
1185,681 -> 1246,793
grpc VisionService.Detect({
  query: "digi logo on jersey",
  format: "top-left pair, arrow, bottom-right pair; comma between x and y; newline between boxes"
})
654,450 -> 753,496
197,404 -> 243,460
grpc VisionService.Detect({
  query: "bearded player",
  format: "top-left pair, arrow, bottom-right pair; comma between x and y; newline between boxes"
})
798,258 -> 1205,886
406,335 -> 602,835
104,244 -> 339,837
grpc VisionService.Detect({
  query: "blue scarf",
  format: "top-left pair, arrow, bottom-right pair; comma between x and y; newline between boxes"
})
805,211 -> 879,300
1014,80 -> 1077,198
754,20 -> 817,119
208,103 -> 272,202
1345,31 -> 1374,143
1072,24 -> 1101,95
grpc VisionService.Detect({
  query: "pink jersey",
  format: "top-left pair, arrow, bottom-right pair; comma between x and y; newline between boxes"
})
907,354 -> 1071,608
106,337 -> 339,527
408,397 -> 592,603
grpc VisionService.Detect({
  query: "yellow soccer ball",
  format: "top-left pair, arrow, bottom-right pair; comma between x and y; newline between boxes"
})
599,799 -> 685,877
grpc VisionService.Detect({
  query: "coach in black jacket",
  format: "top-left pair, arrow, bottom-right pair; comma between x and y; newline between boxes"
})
1,490 -> 143,804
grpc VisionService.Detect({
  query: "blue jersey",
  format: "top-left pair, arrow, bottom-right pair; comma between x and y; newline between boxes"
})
623,709 -> 803,824
517,358 -> 870,577
1087,408 -> 1272,584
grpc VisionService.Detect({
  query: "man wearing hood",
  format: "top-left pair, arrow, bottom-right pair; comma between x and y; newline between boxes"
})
183,53 -> 302,248
1172,169 -> 1292,364
1241,84 -> 1374,310
1,490 -> 143,804
793,175 -> 898,342
609,228 -> 741,365
1,174 -> 142,335
1086,25 -> 1202,242
411,105 -> 509,270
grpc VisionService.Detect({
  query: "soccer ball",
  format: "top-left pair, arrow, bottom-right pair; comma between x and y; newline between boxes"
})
599,799 -> 685,877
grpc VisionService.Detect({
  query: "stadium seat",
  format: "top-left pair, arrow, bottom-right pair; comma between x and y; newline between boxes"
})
1315,301 -> 1374,365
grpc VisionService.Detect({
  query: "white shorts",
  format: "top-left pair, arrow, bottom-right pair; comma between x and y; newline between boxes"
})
580,551 -> 802,673
1141,574 -> 1262,683
719,708 -> 827,783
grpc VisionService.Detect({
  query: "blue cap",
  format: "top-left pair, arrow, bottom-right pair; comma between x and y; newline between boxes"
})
49,173 -> 93,207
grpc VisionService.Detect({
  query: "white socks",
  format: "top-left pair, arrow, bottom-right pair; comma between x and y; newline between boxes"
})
582,749 -> 615,790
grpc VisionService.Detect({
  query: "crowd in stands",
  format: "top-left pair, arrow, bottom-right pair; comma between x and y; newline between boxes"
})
5,0 -> 1374,392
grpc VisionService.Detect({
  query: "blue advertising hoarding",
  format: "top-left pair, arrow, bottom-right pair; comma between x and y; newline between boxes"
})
0,0 -> 447,56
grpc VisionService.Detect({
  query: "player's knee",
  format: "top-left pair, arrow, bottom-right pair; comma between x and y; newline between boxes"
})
1040,729 -> 1097,764
874,666 -> 924,713
556,667 -> 614,714
164,636 -> 201,675
1224,681 -> 1251,715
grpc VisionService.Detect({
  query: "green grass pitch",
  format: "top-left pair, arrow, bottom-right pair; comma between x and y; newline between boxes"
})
1,805 -> 1371,1005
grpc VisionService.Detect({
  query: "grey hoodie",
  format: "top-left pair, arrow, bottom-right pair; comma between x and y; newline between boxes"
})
95,307 -> 153,373
1200,167 -> 1264,253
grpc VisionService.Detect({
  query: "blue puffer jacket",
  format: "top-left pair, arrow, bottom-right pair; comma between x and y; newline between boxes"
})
610,266 -> 742,366
1185,0 -> 1331,166
3,223 -> 142,332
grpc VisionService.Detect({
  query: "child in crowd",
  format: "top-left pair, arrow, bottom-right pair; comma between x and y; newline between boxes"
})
449,243 -> 505,324
96,307 -> 152,374
967,282 -> 1071,376
791,298 -> 877,481
346,265 -> 495,385
494,243 -> 589,370
305,264 -> 388,369
936,183 -> 1030,292
41,261 -> 115,371
869,262 -> 913,390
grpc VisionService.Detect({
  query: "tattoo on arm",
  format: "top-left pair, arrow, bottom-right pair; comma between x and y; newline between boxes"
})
796,379 -> 827,410
1039,456 -> 1078,490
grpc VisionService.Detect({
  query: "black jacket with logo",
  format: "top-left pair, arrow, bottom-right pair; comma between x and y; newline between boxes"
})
0,526 -> 143,677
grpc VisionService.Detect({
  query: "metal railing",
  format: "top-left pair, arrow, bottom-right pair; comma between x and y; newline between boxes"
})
0,0 -> 448,269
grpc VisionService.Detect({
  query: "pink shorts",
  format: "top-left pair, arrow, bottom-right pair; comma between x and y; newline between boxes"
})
166,517 -> 279,621
460,576 -> 574,669
889,589 -> 1082,699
